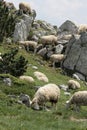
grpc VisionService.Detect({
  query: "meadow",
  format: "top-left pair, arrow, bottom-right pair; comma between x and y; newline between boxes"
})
0,44 -> 87,130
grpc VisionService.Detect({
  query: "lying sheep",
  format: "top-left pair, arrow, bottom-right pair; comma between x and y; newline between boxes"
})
62,34 -> 72,40
78,24 -> 87,34
19,2 -> 32,15
19,75 -> 35,83
19,41 -> 38,53
34,71 -> 49,83
67,79 -> 80,90
31,83 -> 60,110
0,53 -> 3,61
40,35 -> 58,46
50,54 -> 66,68
58,34 -> 72,41
66,91 -> 87,111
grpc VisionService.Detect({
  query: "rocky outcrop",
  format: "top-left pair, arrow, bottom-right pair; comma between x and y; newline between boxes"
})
63,32 -> 87,81
13,14 -> 33,42
0,0 -> 35,42
29,20 -> 58,42
59,20 -> 78,34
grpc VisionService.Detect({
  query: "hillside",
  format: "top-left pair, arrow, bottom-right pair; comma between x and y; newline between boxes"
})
0,44 -> 87,130
0,1 -> 87,130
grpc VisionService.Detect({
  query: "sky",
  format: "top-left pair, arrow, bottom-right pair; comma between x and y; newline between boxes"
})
6,0 -> 87,27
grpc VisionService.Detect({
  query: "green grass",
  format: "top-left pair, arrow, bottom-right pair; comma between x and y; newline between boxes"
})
0,44 -> 87,130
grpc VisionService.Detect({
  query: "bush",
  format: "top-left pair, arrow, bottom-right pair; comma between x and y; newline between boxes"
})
0,48 -> 28,77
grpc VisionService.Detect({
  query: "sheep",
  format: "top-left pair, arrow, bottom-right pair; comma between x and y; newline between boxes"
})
62,34 -> 72,40
67,79 -> 80,90
19,2 -> 32,15
19,41 -> 38,54
78,24 -> 87,34
66,91 -> 87,111
31,83 -> 60,110
0,53 -> 3,61
34,71 -> 49,83
19,75 -> 35,83
40,35 -> 58,47
50,54 -> 66,68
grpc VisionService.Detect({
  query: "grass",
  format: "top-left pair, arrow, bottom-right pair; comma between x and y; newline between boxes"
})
0,44 -> 87,130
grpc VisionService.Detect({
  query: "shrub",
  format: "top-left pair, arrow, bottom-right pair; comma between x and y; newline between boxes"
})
0,48 -> 28,77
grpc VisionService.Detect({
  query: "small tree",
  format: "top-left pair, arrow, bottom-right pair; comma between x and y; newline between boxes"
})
0,48 -> 28,77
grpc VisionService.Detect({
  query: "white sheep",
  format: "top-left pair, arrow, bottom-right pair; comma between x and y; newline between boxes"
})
19,41 -> 38,54
67,79 -> 80,90
31,83 -> 60,110
50,54 -> 66,68
66,91 -> 87,111
78,24 -> 87,34
19,2 -> 32,15
19,75 -> 35,83
0,53 -> 3,61
40,35 -> 58,46
34,71 -> 49,83
62,34 -> 72,40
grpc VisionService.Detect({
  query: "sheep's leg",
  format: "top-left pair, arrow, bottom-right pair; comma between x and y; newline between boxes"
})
34,48 -> 37,54
60,61 -> 63,68
53,61 -> 55,68
42,103 -> 50,111
74,104 -> 80,112
51,102 -> 57,110
26,46 -> 29,52
55,103 -> 57,110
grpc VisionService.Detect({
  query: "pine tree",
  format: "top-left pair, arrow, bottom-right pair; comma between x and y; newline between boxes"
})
0,48 -> 28,77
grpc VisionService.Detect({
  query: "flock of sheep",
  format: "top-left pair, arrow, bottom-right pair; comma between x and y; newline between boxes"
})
31,79 -> 87,112
1,1 -> 87,112
19,70 -> 87,112
17,2 -> 87,69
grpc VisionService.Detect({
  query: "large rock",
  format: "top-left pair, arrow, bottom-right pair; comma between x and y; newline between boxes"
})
63,32 -> 87,80
13,14 -> 33,42
59,20 -> 78,34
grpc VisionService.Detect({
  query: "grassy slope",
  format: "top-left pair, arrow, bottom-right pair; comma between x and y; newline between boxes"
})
0,44 -> 87,130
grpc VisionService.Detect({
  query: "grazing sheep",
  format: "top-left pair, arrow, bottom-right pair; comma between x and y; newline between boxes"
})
19,75 -> 35,83
66,91 -> 87,111
31,83 -> 60,110
40,35 -> 58,46
50,54 -> 66,68
19,41 -> 38,53
78,24 -> 87,34
34,71 -> 49,83
19,2 -> 32,15
67,79 -> 80,90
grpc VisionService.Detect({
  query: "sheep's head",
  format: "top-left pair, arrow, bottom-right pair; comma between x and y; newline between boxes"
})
31,98 -> 40,110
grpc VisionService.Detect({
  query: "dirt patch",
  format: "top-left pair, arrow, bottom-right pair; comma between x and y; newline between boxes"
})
70,116 -> 87,122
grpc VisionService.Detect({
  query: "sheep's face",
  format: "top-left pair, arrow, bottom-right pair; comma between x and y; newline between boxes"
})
31,99 -> 40,110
